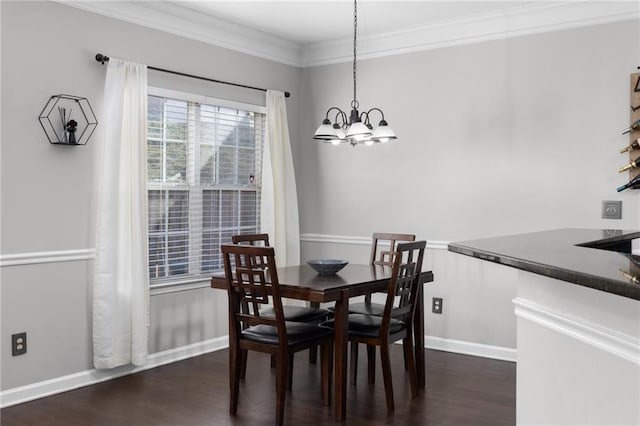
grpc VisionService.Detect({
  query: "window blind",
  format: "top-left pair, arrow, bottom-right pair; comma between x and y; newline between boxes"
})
147,90 -> 265,284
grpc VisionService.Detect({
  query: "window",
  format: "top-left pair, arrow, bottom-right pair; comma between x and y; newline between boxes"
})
147,88 -> 266,284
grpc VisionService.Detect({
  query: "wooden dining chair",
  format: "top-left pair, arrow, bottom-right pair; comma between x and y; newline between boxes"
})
232,233 -> 329,322
232,233 -> 331,370
222,244 -> 334,426
328,233 -> 417,382
348,232 -> 416,316
322,240 -> 426,413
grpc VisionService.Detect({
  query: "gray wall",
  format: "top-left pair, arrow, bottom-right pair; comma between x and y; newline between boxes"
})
299,20 -> 640,240
2,0 -> 639,394
0,1 -> 300,390
298,19 -> 640,351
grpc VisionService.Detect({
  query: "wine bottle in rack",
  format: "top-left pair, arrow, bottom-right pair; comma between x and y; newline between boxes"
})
620,138 -> 640,153
622,119 -> 640,135
618,156 -> 640,172
616,173 -> 640,192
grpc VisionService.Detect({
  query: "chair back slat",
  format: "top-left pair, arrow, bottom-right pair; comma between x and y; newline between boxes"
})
370,232 -> 416,267
222,244 -> 288,346
238,314 -> 278,328
365,233 -> 416,305
234,266 -> 270,306
231,233 -> 271,314
232,233 -> 270,246
380,240 -> 426,334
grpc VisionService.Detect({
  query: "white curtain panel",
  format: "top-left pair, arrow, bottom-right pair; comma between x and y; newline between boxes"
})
261,90 -> 300,266
93,59 -> 149,369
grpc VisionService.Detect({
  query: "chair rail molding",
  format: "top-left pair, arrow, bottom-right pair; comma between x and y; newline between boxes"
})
300,233 -> 449,250
513,297 -> 640,366
0,235 -> 449,268
0,249 -> 96,267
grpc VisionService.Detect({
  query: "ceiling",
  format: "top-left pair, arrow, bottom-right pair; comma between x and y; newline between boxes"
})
62,1 -> 639,66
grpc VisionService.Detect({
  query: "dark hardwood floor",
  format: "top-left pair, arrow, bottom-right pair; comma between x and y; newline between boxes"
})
0,347 -> 515,425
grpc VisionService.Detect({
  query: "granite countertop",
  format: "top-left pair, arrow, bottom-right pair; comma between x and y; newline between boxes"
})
448,228 -> 640,301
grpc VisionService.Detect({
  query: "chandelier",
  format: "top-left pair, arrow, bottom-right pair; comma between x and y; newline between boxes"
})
312,0 -> 396,147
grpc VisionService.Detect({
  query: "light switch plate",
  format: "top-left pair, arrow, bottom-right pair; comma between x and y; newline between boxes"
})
602,200 -> 622,219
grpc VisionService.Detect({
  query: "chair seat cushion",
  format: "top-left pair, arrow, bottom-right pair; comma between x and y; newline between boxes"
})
242,321 -> 334,345
259,305 -> 332,323
321,314 -> 405,337
346,302 -> 385,316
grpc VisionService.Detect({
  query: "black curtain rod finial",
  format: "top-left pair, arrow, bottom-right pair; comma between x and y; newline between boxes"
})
95,53 -> 109,64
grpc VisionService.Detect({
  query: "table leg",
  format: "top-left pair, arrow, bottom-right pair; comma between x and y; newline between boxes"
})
308,302 -> 321,364
415,283 -> 426,387
334,289 -> 349,421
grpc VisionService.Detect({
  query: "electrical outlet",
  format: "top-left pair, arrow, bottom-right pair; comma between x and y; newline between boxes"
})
12,332 -> 27,356
432,297 -> 443,314
602,200 -> 622,219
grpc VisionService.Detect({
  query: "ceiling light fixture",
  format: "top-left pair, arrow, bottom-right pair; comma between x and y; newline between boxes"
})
313,0 -> 396,147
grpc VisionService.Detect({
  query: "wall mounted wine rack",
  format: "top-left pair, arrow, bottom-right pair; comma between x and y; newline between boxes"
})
617,72 -> 640,192
628,72 -> 640,183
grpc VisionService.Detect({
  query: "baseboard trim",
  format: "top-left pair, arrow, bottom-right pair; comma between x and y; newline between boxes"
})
1,333 -> 514,408
425,335 -> 517,362
0,336 -> 229,409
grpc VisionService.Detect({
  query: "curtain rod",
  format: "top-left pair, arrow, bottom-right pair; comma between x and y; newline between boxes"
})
95,54 -> 290,98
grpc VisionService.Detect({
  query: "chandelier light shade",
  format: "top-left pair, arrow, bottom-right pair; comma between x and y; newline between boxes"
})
313,0 -> 397,147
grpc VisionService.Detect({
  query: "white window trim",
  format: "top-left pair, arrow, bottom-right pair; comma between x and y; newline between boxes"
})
147,85 -> 265,290
148,86 -> 267,115
150,276 -> 212,295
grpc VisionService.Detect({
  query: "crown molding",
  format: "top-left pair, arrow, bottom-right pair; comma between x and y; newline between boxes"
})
55,1 -> 638,68
53,0 -> 301,67
302,1 -> 640,66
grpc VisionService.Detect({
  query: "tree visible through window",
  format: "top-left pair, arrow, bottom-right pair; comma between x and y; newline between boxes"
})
147,90 -> 265,283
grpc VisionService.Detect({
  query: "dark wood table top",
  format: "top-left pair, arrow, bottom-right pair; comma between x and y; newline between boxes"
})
211,263 -> 434,303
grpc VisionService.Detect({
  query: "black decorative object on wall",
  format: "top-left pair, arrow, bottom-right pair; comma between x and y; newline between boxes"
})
38,94 -> 98,145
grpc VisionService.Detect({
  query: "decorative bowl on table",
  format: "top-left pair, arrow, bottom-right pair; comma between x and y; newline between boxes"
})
307,259 -> 349,275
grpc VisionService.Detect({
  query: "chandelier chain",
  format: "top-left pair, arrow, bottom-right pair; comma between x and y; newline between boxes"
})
352,0 -> 358,108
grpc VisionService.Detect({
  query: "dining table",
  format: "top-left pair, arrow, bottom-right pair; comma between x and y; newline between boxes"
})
210,263 -> 434,421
